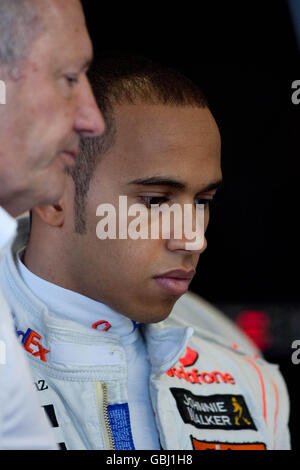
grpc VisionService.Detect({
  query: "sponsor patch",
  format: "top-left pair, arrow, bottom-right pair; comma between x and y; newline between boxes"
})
166,347 -> 235,386
107,403 -> 135,450
170,388 -> 256,431
35,379 -> 48,391
17,327 -> 50,362
191,436 -> 266,450
42,403 -> 67,450
166,366 -> 235,386
179,347 -> 199,367
43,404 -> 59,427
92,320 -> 112,332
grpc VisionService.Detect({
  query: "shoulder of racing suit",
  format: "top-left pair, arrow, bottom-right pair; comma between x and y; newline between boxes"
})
169,291 -> 260,356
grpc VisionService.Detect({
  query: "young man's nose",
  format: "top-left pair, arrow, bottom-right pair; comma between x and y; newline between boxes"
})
166,204 -> 207,254
74,75 -> 105,138
166,235 -> 207,255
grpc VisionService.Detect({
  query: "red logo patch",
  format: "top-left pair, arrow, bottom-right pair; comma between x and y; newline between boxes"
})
191,437 -> 266,450
179,347 -> 198,367
92,320 -> 112,332
17,328 -> 50,362
166,347 -> 235,386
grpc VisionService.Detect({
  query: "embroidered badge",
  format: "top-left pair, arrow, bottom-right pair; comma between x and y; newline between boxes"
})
35,379 -> 48,391
191,436 -> 266,450
17,328 -> 50,362
179,347 -> 199,367
107,403 -> 135,450
92,320 -> 112,332
171,388 -> 257,431
42,403 -> 66,450
166,347 -> 235,386
167,366 -> 235,386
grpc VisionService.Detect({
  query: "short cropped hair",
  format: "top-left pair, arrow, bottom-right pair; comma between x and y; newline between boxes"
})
69,54 -> 209,234
0,0 -> 45,70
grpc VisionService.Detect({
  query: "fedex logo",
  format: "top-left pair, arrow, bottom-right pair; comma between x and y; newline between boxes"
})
17,328 -> 50,362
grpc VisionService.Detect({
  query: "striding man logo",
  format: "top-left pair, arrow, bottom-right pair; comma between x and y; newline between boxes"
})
232,397 -> 252,426
170,389 -> 257,431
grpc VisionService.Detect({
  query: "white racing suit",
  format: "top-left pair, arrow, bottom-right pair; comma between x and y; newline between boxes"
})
169,292 -> 260,356
0,221 -> 291,450
0,209 -> 57,450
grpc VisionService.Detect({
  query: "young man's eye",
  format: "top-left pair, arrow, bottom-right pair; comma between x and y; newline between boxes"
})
195,198 -> 212,207
140,196 -> 213,208
140,196 -> 169,207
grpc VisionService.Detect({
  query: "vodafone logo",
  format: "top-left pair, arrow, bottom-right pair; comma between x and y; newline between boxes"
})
166,347 -> 235,386
179,347 -> 198,367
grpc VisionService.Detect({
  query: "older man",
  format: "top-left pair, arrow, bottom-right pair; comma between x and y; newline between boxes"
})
0,0 -> 104,449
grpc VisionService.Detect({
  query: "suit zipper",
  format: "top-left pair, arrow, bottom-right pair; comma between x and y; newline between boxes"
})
95,382 -> 115,450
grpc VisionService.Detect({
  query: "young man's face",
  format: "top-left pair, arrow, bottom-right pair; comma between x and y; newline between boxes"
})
64,103 -> 222,323
0,0 -> 104,216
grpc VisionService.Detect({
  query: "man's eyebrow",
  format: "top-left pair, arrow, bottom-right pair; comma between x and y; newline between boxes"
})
79,58 -> 92,73
199,180 -> 223,193
128,177 -> 185,190
128,176 -> 223,192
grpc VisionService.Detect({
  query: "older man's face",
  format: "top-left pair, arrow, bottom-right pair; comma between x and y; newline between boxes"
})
0,0 -> 104,216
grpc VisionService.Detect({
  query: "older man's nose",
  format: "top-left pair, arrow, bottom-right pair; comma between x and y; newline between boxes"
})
74,75 -> 105,138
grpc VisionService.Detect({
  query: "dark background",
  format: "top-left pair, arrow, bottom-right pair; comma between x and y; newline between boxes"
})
82,0 -> 300,449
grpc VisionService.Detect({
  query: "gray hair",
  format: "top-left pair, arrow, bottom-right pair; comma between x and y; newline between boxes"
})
0,0 -> 45,69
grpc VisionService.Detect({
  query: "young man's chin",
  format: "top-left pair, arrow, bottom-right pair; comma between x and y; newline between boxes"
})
130,300 -> 177,324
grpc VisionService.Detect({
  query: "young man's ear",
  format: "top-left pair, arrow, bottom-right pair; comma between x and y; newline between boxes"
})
33,201 -> 65,228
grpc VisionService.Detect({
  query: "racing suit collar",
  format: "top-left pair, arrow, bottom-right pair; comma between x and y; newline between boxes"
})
0,206 -> 17,263
141,323 -> 194,374
17,249 -> 139,346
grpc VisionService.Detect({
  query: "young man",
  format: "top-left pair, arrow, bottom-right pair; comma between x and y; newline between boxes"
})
0,57 -> 290,450
0,0 -> 104,449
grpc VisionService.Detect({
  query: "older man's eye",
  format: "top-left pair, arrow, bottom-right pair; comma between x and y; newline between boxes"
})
65,74 -> 79,86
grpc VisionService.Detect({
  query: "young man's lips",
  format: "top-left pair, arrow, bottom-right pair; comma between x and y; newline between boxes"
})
153,269 -> 196,295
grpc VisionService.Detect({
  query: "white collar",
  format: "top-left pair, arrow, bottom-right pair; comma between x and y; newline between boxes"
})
17,251 -> 140,345
0,206 -> 17,262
